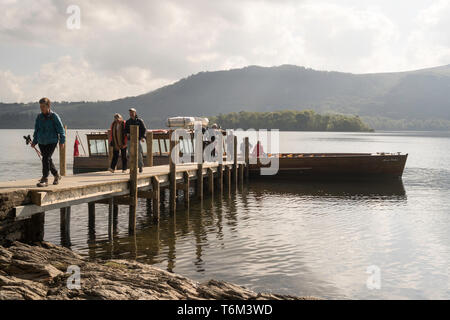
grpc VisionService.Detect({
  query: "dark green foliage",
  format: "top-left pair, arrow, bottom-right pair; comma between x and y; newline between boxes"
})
210,110 -> 374,132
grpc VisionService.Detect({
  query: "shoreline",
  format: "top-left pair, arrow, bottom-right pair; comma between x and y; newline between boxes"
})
0,241 -> 314,300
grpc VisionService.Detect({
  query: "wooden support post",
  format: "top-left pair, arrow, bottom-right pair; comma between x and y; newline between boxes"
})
113,204 -> 119,232
24,212 -> 45,243
218,163 -> 223,195
88,202 -> 95,242
108,198 -> 113,239
233,135 -> 238,190
244,137 -> 250,180
239,163 -> 244,186
196,163 -> 203,200
225,165 -> 231,197
207,168 -> 214,195
146,198 -> 152,214
129,125 -> 139,234
169,131 -> 176,213
60,206 -> 71,246
88,202 -> 95,228
152,176 -> 160,223
59,125 -> 67,176
146,131 -> 153,167
183,171 -> 190,208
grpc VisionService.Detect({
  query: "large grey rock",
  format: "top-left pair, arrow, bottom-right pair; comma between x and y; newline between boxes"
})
0,242 -> 313,300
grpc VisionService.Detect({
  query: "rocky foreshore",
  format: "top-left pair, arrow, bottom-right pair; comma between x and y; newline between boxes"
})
0,241 -> 310,300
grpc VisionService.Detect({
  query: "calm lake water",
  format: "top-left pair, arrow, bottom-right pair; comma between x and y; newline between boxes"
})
1,129 -> 450,299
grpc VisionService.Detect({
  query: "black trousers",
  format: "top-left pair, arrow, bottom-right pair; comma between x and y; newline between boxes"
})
110,148 -> 127,170
38,143 -> 58,178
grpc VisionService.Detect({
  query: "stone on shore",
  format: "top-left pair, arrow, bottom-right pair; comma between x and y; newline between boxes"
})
0,241 -> 312,300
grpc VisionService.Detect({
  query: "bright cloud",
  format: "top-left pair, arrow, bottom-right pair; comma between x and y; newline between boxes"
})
0,0 -> 449,102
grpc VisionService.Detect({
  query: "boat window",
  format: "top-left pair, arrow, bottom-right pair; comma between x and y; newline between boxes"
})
158,139 -> 167,154
184,139 -> 191,155
179,138 -> 185,154
89,139 -> 108,156
186,139 -> 193,154
152,139 -> 160,155
89,139 -> 97,155
160,139 -> 168,153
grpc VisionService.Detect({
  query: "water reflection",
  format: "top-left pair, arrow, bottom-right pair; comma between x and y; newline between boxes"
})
82,179 -> 406,273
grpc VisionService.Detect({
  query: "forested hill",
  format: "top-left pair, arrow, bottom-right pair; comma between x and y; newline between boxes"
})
1,64 -> 450,130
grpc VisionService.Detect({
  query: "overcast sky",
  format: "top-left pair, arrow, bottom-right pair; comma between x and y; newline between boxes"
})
1,0 -> 449,103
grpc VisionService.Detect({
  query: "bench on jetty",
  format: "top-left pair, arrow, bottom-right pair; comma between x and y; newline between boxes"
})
0,126 -> 250,243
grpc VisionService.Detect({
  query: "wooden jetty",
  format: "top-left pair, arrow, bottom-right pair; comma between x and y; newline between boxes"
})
0,126 -> 249,243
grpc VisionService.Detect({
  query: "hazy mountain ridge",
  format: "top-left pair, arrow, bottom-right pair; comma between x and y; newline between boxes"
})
1,64 -> 449,130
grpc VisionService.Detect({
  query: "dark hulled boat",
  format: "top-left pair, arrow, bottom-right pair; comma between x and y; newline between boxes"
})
74,129 -> 407,180
250,152 -> 407,180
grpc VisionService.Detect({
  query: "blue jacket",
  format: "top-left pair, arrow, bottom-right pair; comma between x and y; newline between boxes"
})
32,112 -> 66,145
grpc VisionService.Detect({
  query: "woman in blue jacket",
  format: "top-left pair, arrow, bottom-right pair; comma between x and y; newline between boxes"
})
31,97 -> 66,187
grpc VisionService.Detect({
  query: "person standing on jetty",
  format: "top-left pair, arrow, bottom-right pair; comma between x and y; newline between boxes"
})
31,97 -> 65,187
109,113 -> 127,173
125,108 -> 147,173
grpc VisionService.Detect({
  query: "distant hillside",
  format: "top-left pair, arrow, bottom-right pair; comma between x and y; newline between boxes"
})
1,64 -> 450,130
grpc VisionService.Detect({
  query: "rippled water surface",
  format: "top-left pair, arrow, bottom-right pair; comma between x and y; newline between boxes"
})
1,129 -> 450,299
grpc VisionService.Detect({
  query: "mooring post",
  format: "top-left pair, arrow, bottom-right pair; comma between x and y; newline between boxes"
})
60,125 -> 67,176
244,137 -> 250,180
129,125 -> 139,234
169,131 -> 177,213
183,171 -> 190,208
60,206 -> 71,247
152,176 -> 160,223
233,135 -> 238,190
146,131 -> 153,167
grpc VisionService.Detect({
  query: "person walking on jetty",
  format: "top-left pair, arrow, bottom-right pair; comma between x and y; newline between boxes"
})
125,108 -> 147,173
31,97 -> 65,187
109,113 -> 128,173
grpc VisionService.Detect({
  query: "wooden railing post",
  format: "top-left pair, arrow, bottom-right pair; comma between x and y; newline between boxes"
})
60,125 -> 67,176
129,125 -> 139,234
146,131 -> 153,167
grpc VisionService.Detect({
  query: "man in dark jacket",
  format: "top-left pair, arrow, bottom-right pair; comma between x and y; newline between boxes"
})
31,97 -> 65,187
125,108 -> 147,173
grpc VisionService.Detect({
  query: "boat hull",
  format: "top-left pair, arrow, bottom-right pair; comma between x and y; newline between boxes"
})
249,153 -> 407,180
74,153 -> 407,180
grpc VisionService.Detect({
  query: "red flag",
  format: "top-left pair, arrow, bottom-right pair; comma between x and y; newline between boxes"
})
74,137 -> 80,157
